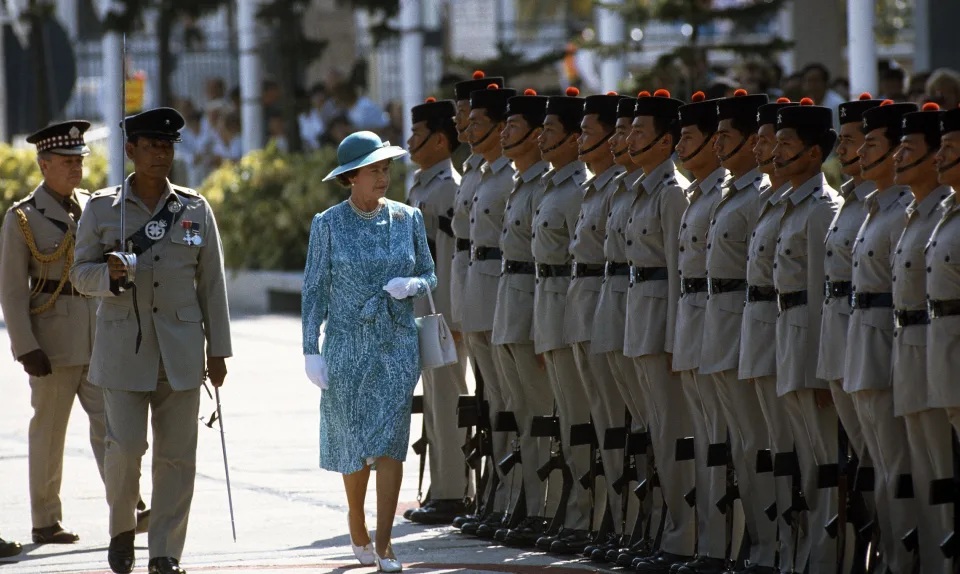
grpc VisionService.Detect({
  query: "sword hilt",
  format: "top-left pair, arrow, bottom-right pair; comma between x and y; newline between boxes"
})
106,250 -> 138,291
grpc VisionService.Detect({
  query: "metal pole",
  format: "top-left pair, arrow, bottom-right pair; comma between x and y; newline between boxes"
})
103,30 -> 124,186
0,7 -> 8,143
237,0 -> 263,155
400,0 -> 424,194
846,0 -> 877,97
597,0 -> 625,93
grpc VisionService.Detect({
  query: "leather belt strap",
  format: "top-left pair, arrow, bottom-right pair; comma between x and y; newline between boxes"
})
535,263 -> 571,279
824,280 -> 852,300
851,291 -> 893,310
708,278 -> 747,295
746,285 -> 777,302
928,299 -> 960,319
894,309 -> 930,328
471,245 -> 501,261
680,277 -> 708,296
605,261 -> 631,277
30,278 -> 82,296
629,265 -> 668,285
572,262 -> 605,278
778,290 -> 808,311
502,260 -> 535,275
456,238 -> 471,252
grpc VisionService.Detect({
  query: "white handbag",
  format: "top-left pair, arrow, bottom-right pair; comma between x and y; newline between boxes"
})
415,288 -> 459,369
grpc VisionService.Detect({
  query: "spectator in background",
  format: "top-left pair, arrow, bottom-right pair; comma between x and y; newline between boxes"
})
879,65 -> 907,100
801,62 -> 845,109
380,100 -> 404,146
267,111 -> 289,152
831,77 -> 850,100
211,111 -> 243,167
228,86 -> 241,112
737,60 -> 772,96
178,103 -> 206,187
925,68 -> 960,109
320,68 -> 348,123
907,71 -> 932,105
299,83 -> 328,151
329,83 -> 389,131
319,115 -> 354,148
782,72 -> 804,101
705,76 -> 738,99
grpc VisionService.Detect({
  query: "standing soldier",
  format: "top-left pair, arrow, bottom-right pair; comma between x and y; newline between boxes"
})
71,107 -> 232,574
405,97 -> 472,525
771,100 -> 842,574
845,101 -> 917,574
0,121 -> 104,545
890,104 -> 954,574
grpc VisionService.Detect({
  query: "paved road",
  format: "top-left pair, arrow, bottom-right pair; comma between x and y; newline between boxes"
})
0,314 -> 616,573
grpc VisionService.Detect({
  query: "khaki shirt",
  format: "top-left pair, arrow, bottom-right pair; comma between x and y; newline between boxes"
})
461,155 -> 515,333
592,168 -> 644,354
891,186 -> 952,415
491,160 -> 549,345
669,166 -> 724,370
70,177 -> 233,391
816,180 -> 875,381
700,168 -> 767,374
409,159 -> 461,328
842,185 -> 912,393
926,192 -> 960,409
774,173 -> 842,395
566,163 -> 624,345
531,160 -> 589,353
0,184 -> 97,367
739,183 -> 792,379
450,153 -> 484,325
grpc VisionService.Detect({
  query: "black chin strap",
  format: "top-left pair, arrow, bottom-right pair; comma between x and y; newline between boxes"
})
774,144 -> 814,170
840,156 -> 860,168
678,132 -> 716,163
502,127 -> 537,151
629,130 -> 668,159
541,132 -> 576,155
579,131 -> 615,156
939,154 -> 960,174
859,147 -> 896,174
408,132 -> 434,155
895,149 -> 936,174
473,124 -> 499,147
757,154 -> 775,167
718,135 -> 748,162
612,146 -> 630,159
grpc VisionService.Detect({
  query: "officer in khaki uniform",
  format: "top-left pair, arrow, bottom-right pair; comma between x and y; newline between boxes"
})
0,121 -> 103,545
771,102 -> 842,574
70,108 -> 232,574
530,88 -> 592,554
844,102 -> 917,574
703,91 -> 777,573
405,97 -> 472,524
491,89 -> 555,546
890,105 -> 955,574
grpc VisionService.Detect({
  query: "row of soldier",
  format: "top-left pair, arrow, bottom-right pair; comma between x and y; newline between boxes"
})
403,70 -> 960,574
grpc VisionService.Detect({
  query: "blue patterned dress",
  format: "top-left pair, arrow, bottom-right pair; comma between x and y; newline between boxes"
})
302,199 -> 437,474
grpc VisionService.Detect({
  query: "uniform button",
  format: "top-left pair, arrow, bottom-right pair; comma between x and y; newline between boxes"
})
629,218 -> 633,223
859,237 -> 864,242
892,275 -> 897,281
711,219 -> 717,225
854,262 -> 859,267
785,249 -> 790,254
536,209 -> 541,214
153,307 -> 158,313
682,223 -> 687,229
470,218 -> 475,223
608,212 -> 613,217
759,246 -> 765,252
826,250 -> 832,256
532,232 -> 536,238
845,240 -> 850,246
618,228 -> 622,233
591,225 -> 596,230
679,246 -> 685,252
463,200 -> 468,205
542,221 -> 548,227
752,231 -> 756,237
707,243 -> 712,249
927,266 -> 932,272
574,234 -> 578,240
833,226 -> 838,232
515,220 -> 520,225
627,240 -> 633,246
484,208 -> 490,214
899,190 -> 905,196
773,263 -> 777,269
723,232 -> 728,238
692,237 -> 697,242
473,197 -> 478,202
896,248 -> 902,254
154,281 -> 160,287
154,255 -> 160,261
867,250 -> 873,256
946,256 -> 952,262
604,234 -> 608,239
777,238 -> 782,243
905,261 -> 911,268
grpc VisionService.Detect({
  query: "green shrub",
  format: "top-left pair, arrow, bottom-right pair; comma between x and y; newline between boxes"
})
200,145 -> 408,271
0,145 -> 108,217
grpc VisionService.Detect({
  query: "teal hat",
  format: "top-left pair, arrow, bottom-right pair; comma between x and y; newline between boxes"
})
322,131 -> 407,182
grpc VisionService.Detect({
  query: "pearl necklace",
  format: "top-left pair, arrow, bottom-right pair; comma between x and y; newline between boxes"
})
348,197 -> 383,220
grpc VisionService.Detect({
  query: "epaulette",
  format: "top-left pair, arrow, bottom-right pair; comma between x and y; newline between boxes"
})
170,183 -> 199,197
8,195 -> 36,213
91,186 -> 120,199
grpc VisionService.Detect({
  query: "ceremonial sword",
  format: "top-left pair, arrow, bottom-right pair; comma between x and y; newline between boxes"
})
213,385 -> 237,542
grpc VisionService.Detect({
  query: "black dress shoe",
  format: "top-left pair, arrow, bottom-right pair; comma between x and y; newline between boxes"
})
0,536 -> 22,558
619,538 -> 656,566
403,507 -> 417,520
635,551 -> 694,573
460,511 -> 500,535
32,523 -> 79,544
136,509 -> 151,534
673,555 -> 727,574
549,529 -> 594,554
453,512 -> 480,529
536,527 -> 571,551
409,499 -> 467,525
503,516 -> 548,547
148,556 -> 186,574
108,530 -> 136,574
584,533 -> 617,558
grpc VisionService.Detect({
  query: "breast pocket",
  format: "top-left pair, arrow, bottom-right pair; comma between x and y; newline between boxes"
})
538,209 -> 568,234
748,231 -> 776,261
97,303 -> 130,322
714,217 -> 747,244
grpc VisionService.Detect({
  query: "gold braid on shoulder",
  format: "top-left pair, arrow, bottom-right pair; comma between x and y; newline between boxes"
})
14,208 -> 74,315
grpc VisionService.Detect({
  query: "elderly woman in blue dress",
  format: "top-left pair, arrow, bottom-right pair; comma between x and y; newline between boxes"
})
302,131 -> 436,573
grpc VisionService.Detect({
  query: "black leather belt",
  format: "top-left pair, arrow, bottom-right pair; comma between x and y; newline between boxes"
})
894,309 -> 930,328
605,261 -> 630,277
503,260 -> 535,275
29,278 -> 82,296
629,266 -> 668,285
928,299 -> 960,319
851,291 -> 893,310
535,263 -> 571,279
824,280 -> 852,300
778,290 -> 808,311
680,277 -> 708,296
708,278 -> 747,295
572,262 -> 605,278
471,245 -> 502,261
456,238 -> 471,252
747,285 -> 777,302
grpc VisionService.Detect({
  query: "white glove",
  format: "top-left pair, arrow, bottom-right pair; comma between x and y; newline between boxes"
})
304,354 -> 328,390
383,277 -> 423,300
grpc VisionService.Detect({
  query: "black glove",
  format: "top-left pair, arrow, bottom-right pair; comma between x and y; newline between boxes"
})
18,349 -> 52,377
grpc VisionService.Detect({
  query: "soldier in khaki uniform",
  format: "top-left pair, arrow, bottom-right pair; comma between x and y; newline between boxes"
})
529,88 -> 592,554
890,105 -> 955,574
703,91 -> 777,573
71,108 -> 232,574
405,98 -> 472,524
491,89 -> 554,546
771,102 -> 842,574
0,121 -> 103,545
664,92 -> 728,574
844,102 -> 918,574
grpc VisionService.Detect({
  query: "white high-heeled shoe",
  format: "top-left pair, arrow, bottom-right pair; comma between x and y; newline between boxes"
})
348,522 -> 375,566
374,548 -> 402,573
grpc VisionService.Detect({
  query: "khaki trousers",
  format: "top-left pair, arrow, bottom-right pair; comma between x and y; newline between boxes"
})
29,365 -> 106,527
680,369 -> 728,559
422,337 -> 472,500
544,347 -> 592,531
903,409 -> 955,574
713,370 -> 778,567
103,381 -> 200,560
754,376 -> 798,573
633,355 -> 696,556
494,342 -> 560,517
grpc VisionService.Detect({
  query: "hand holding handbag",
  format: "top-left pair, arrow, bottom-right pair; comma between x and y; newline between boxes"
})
415,287 -> 458,369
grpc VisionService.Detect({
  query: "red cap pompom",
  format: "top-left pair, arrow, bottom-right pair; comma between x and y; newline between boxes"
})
734,88 -> 748,97
690,91 -> 706,102
487,84 -> 499,90
922,102 -> 941,112
799,97 -> 815,106
638,90 -> 651,98
606,91 -> 618,96
566,87 -> 581,97
858,92 -> 873,100
880,99 -> 894,106
653,88 -> 671,98
776,97 -> 791,103
523,88 -> 537,96
472,70 -> 485,80
424,96 -> 437,103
